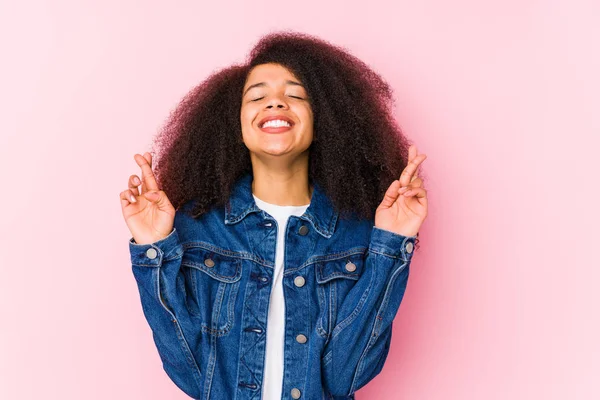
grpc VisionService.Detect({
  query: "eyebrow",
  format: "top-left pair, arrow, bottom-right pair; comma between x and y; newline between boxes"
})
243,80 -> 304,97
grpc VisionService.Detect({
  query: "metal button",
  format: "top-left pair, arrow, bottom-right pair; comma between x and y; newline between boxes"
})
291,388 -> 301,399
298,225 -> 309,235
406,242 -> 414,254
294,276 -> 305,287
146,248 -> 157,259
296,334 -> 307,344
345,261 -> 357,272
204,258 -> 215,268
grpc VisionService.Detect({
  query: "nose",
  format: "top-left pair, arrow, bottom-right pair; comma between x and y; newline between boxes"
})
265,94 -> 289,110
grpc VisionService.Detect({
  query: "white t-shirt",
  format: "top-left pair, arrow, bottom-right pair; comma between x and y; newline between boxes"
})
253,194 -> 310,400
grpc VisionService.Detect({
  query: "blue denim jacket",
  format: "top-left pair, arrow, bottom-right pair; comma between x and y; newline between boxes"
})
128,173 -> 417,399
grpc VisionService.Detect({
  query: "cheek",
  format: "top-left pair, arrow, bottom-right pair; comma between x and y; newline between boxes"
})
302,108 -> 314,129
240,108 -> 253,128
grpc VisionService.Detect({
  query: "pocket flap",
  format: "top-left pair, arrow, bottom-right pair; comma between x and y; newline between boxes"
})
316,253 -> 364,284
182,246 -> 242,283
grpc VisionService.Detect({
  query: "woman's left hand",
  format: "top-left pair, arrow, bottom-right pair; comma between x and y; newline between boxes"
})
374,144 -> 428,237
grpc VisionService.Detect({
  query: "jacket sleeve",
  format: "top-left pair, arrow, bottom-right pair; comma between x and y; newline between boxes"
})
321,226 -> 417,397
129,227 -> 203,399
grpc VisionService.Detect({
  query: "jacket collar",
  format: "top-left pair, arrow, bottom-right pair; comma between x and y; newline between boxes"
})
224,173 -> 338,239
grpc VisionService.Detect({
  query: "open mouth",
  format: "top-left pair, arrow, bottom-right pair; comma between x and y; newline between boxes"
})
258,116 -> 295,133
260,119 -> 292,128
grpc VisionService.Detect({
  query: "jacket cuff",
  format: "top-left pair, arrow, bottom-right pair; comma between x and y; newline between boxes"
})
129,228 -> 183,267
368,226 -> 417,261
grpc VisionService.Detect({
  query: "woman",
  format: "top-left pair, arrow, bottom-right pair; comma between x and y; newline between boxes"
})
120,31 -> 428,400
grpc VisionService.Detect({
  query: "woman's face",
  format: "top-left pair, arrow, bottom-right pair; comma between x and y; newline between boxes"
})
240,63 -> 314,162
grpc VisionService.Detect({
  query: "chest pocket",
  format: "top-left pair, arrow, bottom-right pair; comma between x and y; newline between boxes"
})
315,251 -> 365,339
181,245 -> 243,336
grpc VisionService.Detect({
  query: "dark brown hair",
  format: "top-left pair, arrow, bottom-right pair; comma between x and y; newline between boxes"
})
151,30 -> 425,231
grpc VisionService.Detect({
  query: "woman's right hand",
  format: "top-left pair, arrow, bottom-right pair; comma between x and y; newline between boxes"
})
120,152 -> 176,245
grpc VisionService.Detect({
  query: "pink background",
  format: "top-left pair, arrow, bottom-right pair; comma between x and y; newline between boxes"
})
1,0 -> 598,399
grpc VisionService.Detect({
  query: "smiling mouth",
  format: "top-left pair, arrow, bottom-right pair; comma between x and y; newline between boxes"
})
259,119 -> 294,133
259,119 -> 293,128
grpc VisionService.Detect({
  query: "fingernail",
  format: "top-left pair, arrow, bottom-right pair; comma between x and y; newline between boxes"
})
398,186 -> 408,193
130,195 -> 136,203
403,190 -> 412,196
134,177 -> 140,185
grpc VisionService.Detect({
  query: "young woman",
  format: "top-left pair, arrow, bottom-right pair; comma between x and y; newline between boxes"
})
120,31 -> 428,400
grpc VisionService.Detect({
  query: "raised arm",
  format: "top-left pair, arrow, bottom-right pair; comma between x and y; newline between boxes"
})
121,152 -> 202,398
322,144 -> 428,396
321,226 -> 416,396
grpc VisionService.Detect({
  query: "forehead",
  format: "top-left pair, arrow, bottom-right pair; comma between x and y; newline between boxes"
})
244,63 -> 301,86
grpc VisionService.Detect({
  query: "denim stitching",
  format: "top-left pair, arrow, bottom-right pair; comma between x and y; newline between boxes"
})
374,262 -> 408,336
153,269 -> 203,393
329,280 -> 336,336
316,284 -> 328,338
367,246 -> 413,262
212,282 -> 225,332
182,258 -> 242,283
323,350 -> 332,366
199,280 -> 240,337
237,272 -> 263,395
350,261 -> 409,393
184,267 -> 201,317
204,328 -> 217,400
183,241 -> 272,268
330,252 -> 376,339
283,248 -> 367,276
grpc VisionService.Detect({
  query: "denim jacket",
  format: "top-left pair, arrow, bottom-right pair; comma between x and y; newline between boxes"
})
128,173 -> 417,400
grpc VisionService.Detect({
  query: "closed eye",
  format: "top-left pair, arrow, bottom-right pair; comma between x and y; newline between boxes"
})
251,95 -> 304,102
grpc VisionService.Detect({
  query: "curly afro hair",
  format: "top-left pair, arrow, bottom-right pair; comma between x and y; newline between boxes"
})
150,30 -> 425,235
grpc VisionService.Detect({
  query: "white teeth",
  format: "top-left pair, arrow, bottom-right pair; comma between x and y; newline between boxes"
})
262,119 -> 291,128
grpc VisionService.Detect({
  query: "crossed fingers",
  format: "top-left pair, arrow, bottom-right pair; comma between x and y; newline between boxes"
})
133,152 -> 158,194
399,145 -> 426,188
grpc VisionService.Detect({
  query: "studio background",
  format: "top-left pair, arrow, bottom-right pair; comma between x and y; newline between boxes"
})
0,0 -> 598,399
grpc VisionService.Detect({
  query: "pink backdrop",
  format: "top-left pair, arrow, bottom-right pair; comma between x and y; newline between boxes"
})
1,0 -> 598,398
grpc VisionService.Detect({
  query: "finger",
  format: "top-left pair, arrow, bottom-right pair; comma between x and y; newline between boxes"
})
398,178 -> 423,196
134,153 -> 158,194
406,145 -> 418,179
144,152 -> 153,194
379,179 -> 402,208
120,189 -> 137,208
408,177 -> 422,188
129,174 -> 141,197
144,151 -> 152,166
399,153 -> 427,188
408,144 -> 416,162
402,187 -> 427,199
140,152 -> 151,194
401,145 -> 416,186
398,187 -> 428,213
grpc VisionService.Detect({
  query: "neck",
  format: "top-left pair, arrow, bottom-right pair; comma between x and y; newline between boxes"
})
251,169 -> 312,206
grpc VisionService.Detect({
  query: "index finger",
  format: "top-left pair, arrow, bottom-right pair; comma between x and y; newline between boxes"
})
134,153 -> 159,193
399,153 -> 427,187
